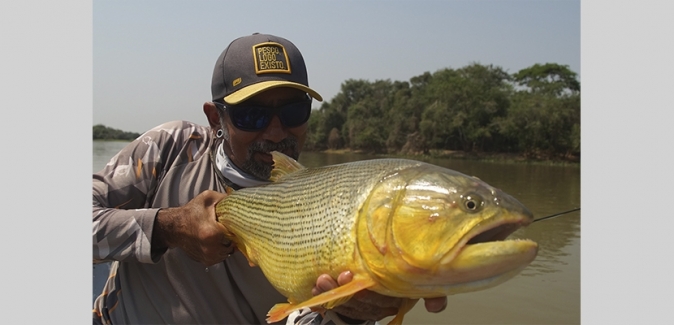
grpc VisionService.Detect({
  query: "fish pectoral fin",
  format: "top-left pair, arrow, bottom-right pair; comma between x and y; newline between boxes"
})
234,243 -> 257,267
266,277 -> 377,323
266,302 -> 295,324
322,294 -> 354,310
386,298 -> 419,325
312,276 -> 377,309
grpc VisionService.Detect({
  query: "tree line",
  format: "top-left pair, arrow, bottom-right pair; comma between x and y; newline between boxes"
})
304,62 -> 580,160
93,124 -> 141,141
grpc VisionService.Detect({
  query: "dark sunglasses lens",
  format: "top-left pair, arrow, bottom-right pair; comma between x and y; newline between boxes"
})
279,101 -> 311,127
230,106 -> 271,131
227,98 -> 312,131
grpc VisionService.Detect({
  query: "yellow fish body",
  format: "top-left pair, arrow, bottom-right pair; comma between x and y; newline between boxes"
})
216,152 -> 538,324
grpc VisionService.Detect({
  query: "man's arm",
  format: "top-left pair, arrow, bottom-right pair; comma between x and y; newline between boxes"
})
92,131 -> 165,263
93,121 -> 232,265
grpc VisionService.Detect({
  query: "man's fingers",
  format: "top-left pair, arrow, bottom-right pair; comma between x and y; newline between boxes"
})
424,297 -> 447,313
318,274 -> 338,291
337,270 -> 354,286
198,190 -> 228,207
208,191 -> 228,206
352,291 -> 401,307
220,244 -> 234,257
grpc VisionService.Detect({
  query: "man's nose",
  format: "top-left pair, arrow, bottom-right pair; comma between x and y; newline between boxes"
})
260,115 -> 288,142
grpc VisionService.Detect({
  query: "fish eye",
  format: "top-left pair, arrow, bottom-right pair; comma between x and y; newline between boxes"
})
466,200 -> 477,210
461,194 -> 483,212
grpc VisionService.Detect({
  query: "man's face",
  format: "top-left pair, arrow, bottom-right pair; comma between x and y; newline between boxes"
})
221,87 -> 309,180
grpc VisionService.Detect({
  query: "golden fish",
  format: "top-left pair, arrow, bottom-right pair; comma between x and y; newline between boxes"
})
216,152 -> 538,324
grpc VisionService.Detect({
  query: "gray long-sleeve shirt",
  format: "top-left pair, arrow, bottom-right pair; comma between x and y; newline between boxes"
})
92,120 -> 287,324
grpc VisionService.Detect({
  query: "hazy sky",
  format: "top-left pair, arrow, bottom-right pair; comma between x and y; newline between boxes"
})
93,0 -> 580,133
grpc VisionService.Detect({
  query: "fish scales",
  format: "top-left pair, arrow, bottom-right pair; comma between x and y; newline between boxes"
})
218,159 -> 421,302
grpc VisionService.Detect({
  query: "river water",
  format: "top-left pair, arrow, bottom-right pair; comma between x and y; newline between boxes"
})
93,140 -> 580,324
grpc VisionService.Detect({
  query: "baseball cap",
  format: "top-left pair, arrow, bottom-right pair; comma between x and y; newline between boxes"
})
211,33 -> 323,105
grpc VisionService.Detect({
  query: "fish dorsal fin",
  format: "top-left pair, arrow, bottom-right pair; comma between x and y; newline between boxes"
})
269,151 -> 306,182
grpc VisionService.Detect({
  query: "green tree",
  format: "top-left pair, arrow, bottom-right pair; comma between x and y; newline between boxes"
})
93,124 -> 141,140
419,64 -> 513,152
419,99 -> 456,149
345,97 -> 388,152
305,99 -> 348,151
498,63 -> 580,157
512,63 -> 580,96
327,128 -> 343,149
386,81 -> 427,152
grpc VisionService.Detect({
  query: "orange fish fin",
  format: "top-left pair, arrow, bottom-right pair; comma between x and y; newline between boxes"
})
219,221 -> 255,266
323,294 -> 354,310
386,298 -> 419,325
310,305 -> 327,314
266,302 -> 295,323
269,151 -> 305,182
232,242 -> 257,267
266,276 -> 376,323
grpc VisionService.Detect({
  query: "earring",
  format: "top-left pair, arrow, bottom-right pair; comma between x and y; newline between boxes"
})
216,129 -> 224,138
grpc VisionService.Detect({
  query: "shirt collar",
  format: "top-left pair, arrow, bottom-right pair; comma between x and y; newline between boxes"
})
214,143 -> 271,188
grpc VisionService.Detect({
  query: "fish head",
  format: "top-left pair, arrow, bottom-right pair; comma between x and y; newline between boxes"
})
357,163 -> 538,297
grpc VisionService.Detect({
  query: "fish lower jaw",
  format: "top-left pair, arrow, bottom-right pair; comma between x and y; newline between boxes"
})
371,257 -> 535,299
437,239 -> 538,285
408,264 -> 532,298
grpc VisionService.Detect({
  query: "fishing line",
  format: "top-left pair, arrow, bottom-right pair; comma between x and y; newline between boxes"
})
533,207 -> 580,222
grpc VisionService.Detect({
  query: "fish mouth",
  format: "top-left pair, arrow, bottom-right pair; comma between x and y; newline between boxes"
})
438,216 -> 538,285
466,221 -> 523,245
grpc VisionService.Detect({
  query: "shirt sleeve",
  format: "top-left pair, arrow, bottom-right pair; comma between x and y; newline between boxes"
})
92,121 -> 195,264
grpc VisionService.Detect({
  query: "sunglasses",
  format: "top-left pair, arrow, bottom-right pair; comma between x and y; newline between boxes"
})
215,96 -> 312,132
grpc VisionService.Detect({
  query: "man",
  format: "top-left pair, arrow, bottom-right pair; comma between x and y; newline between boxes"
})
93,33 -> 446,324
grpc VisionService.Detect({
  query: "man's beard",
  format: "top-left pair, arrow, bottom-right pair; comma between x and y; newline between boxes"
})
241,137 -> 300,180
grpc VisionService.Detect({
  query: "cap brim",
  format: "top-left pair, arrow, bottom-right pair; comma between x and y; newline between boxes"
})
224,80 -> 323,105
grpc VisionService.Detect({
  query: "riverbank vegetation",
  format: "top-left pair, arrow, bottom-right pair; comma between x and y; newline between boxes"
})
304,62 -> 579,163
93,124 -> 141,141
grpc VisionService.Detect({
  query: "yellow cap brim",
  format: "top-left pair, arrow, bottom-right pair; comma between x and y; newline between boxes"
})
224,80 -> 323,105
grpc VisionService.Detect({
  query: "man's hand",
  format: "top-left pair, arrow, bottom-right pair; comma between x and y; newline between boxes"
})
152,190 -> 233,266
313,271 -> 447,322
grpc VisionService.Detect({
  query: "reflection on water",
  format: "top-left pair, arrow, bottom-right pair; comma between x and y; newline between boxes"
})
92,144 -> 580,324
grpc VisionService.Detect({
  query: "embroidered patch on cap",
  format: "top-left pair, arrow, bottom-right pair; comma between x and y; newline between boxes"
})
252,42 -> 292,75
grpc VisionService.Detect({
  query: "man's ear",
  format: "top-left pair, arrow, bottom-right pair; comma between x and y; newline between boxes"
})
203,102 -> 221,129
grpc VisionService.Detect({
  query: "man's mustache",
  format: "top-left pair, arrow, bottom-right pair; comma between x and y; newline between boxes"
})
248,138 -> 299,157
